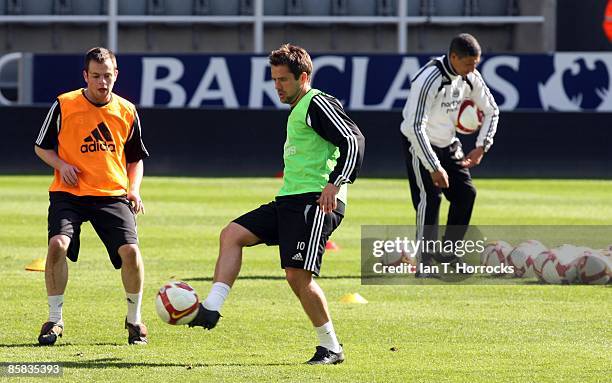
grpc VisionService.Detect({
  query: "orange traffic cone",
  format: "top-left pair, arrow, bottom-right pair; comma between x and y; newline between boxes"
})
325,241 -> 340,251
604,0 -> 612,42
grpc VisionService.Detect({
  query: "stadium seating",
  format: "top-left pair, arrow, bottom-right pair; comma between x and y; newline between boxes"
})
118,0 -> 146,15
290,0 -> 332,16
473,0 -> 516,16
54,0 -> 69,14
406,0 -> 423,16
67,0 -> 105,15
346,0 -> 376,16
264,0 -> 285,15
428,0 -> 469,16
7,0 -> 54,15
192,0 -> 253,15
164,0 -> 192,15
0,0 -> 546,53
7,0 -> 53,15
149,0 -> 166,15
117,0 -> 162,15
209,0 -> 241,15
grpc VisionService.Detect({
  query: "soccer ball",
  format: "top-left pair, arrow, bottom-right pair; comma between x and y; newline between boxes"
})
155,281 -> 200,325
532,250 -> 550,281
480,240 -> 513,275
456,99 -> 484,135
506,240 -> 547,278
536,245 -> 584,284
576,250 -> 612,285
381,249 -> 416,267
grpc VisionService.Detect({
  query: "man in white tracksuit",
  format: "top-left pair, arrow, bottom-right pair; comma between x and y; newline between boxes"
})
400,33 -> 499,277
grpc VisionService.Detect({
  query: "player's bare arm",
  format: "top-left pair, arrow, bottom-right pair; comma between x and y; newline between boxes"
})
34,146 -> 80,187
127,160 -> 145,214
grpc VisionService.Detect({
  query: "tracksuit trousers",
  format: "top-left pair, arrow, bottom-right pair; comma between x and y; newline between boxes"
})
402,137 -> 477,264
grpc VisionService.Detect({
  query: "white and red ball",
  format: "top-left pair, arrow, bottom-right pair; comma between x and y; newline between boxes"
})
382,249 -> 416,268
506,240 -> 547,278
576,250 -> 612,285
532,250 -> 550,281
536,245 -> 584,284
155,281 -> 200,325
480,240 -> 513,275
456,99 -> 484,135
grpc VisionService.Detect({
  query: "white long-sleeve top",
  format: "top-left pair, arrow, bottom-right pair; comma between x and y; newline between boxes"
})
400,55 -> 499,172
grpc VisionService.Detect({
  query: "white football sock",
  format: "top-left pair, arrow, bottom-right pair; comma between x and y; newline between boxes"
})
126,292 -> 143,325
315,321 -> 342,353
47,295 -> 64,324
203,282 -> 231,312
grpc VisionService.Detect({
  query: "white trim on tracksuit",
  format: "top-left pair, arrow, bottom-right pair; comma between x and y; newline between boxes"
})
410,145 -> 427,261
36,100 -> 59,145
311,95 -> 358,187
305,206 -> 325,274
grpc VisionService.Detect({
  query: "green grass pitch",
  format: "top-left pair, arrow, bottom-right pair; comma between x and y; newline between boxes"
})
0,176 -> 610,382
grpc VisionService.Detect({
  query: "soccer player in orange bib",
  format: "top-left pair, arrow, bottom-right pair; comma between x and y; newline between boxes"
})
34,47 -> 150,345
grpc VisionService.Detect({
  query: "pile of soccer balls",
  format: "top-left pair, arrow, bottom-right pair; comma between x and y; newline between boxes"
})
481,240 -> 612,284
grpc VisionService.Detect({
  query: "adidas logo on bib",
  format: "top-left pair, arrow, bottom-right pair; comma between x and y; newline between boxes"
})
81,122 -> 115,153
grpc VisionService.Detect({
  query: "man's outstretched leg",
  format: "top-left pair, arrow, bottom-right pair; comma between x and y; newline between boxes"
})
119,244 -> 148,345
189,222 -> 260,329
39,235 -> 70,345
285,268 -> 344,365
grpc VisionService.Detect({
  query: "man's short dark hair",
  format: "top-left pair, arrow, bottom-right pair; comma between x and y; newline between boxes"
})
268,44 -> 313,80
84,47 -> 117,72
449,33 -> 481,58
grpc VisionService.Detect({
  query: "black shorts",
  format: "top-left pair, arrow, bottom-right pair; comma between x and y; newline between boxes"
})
47,192 -> 139,269
233,193 -> 344,276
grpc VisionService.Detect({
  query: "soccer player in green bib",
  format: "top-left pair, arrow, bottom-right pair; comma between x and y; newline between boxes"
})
188,44 -> 365,364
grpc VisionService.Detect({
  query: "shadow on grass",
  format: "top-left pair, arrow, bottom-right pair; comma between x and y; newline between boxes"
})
90,343 -> 125,346
0,343 -> 74,348
56,358 -> 295,368
184,275 -> 360,282
478,275 -> 556,285
0,354 -> 296,367
0,342 -> 129,349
